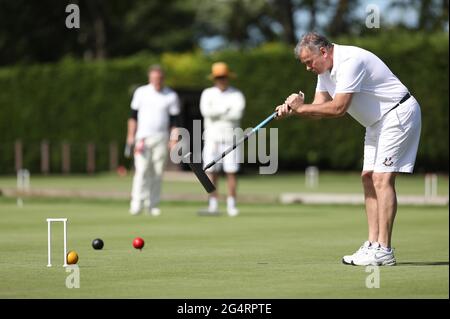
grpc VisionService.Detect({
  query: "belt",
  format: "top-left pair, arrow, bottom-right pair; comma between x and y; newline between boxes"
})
386,92 -> 411,115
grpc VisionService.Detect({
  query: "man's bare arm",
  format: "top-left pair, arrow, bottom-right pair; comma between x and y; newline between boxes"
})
312,91 -> 332,104
296,93 -> 353,118
127,118 -> 137,145
308,91 -> 333,119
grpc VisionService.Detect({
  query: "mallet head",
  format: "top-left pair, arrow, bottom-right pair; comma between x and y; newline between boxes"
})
184,152 -> 216,193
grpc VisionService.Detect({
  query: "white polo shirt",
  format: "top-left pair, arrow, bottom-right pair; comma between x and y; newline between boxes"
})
200,86 -> 245,143
131,84 -> 180,140
316,44 -> 409,127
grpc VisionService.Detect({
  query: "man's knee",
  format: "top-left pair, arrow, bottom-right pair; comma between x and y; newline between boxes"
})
361,171 -> 374,187
133,166 -> 147,178
153,167 -> 165,177
372,172 -> 396,190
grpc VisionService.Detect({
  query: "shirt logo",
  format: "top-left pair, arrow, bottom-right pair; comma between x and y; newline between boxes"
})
383,157 -> 394,166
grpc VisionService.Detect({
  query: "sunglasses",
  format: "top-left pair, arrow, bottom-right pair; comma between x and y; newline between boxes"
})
214,76 -> 228,80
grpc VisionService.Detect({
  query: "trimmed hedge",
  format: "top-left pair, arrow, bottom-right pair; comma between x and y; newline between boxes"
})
0,32 -> 448,174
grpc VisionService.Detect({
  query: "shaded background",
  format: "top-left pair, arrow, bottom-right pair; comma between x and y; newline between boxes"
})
0,0 -> 448,174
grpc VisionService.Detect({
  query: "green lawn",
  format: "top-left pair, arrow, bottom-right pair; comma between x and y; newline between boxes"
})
0,197 -> 447,298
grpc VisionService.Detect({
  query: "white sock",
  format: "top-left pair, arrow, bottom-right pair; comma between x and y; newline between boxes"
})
208,197 -> 218,211
227,196 -> 236,209
380,245 -> 391,252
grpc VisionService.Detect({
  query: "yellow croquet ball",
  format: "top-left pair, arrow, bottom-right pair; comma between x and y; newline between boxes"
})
67,251 -> 79,265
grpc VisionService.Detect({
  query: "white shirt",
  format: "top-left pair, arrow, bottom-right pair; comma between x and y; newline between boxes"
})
131,84 -> 180,140
316,44 -> 409,127
200,86 -> 246,143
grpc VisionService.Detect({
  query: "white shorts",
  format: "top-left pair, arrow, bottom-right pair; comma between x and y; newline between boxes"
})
363,96 -> 421,173
203,141 -> 241,173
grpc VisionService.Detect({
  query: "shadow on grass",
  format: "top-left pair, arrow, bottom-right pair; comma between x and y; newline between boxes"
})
396,261 -> 449,266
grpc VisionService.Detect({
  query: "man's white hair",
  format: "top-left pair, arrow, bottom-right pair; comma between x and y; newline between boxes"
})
148,64 -> 164,74
294,32 -> 333,58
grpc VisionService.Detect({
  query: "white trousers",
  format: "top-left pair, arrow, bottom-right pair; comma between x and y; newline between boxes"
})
131,134 -> 168,208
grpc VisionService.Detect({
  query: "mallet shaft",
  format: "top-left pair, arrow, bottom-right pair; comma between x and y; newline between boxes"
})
204,112 -> 277,170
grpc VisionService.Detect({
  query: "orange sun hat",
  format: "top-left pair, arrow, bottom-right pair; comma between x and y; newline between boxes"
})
208,62 -> 236,79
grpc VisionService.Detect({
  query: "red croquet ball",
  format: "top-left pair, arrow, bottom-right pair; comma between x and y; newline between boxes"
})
133,237 -> 145,249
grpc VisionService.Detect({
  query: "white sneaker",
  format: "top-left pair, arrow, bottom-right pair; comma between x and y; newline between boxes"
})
342,241 -> 372,265
129,201 -> 142,215
149,208 -> 161,217
351,242 -> 396,266
227,207 -> 239,217
373,246 -> 396,266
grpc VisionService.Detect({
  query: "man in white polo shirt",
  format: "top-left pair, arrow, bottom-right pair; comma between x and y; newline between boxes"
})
200,62 -> 246,216
126,65 -> 180,216
276,32 -> 421,266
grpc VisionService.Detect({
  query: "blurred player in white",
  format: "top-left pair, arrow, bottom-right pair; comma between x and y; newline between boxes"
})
126,65 -> 180,216
200,62 -> 246,216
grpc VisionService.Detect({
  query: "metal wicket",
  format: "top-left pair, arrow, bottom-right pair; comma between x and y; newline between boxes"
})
17,169 -> 30,207
425,173 -> 438,198
305,166 -> 319,189
47,218 -> 68,267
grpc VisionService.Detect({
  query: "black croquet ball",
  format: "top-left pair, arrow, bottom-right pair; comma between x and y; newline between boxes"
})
92,238 -> 104,250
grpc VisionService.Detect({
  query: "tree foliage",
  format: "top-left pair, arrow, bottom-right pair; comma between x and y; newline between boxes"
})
0,0 -> 197,65
1,0 -> 448,65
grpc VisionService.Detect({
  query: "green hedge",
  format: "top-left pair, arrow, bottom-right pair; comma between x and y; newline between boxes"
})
0,32 -> 448,174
